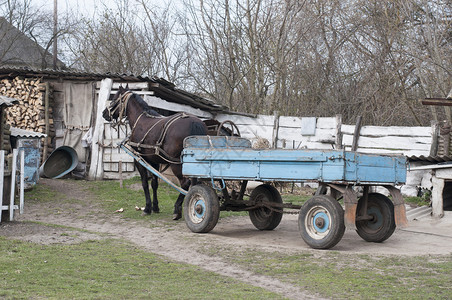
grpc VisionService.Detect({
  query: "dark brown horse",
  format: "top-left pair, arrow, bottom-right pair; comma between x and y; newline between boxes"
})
102,87 -> 207,219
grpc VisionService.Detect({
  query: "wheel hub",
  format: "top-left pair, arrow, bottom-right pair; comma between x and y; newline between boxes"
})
195,204 -> 203,214
315,217 -> 325,229
194,199 -> 206,219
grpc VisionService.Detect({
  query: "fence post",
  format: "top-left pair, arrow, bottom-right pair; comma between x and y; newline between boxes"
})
351,116 -> 363,152
9,148 -> 17,220
19,149 -> 24,214
272,111 -> 280,149
335,114 -> 343,149
0,150 -> 4,223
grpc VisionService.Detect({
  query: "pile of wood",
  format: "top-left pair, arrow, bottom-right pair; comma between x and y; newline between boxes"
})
1,77 -> 53,133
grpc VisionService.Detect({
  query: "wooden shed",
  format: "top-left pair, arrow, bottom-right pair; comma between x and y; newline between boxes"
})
0,67 -> 233,180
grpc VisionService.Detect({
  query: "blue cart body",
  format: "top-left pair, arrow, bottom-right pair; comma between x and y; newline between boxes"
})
182,136 -> 407,185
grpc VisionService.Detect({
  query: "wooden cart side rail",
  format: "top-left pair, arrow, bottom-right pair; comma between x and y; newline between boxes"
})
120,143 -> 188,195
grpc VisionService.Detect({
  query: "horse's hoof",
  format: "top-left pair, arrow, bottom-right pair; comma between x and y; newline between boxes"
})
172,213 -> 182,220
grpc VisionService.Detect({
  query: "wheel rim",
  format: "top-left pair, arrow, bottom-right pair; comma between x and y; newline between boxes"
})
253,194 -> 272,221
305,205 -> 332,239
362,205 -> 383,232
189,194 -> 206,224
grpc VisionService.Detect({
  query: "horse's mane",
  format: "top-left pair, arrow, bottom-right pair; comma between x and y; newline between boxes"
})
129,91 -> 161,117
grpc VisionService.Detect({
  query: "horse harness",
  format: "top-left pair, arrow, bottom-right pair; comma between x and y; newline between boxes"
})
113,91 -> 189,164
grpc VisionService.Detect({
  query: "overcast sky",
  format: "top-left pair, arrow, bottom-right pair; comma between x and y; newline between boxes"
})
35,0 -> 115,18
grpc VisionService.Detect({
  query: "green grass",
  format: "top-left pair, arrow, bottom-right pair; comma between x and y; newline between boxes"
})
81,177 -> 249,221
21,179 -> 452,299
404,196 -> 431,207
0,236 -> 283,300
24,183 -> 58,203
206,246 -> 452,299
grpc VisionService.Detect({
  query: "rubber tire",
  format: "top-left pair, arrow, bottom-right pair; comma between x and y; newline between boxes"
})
249,184 -> 283,230
298,195 -> 345,249
183,184 -> 220,233
356,193 -> 395,243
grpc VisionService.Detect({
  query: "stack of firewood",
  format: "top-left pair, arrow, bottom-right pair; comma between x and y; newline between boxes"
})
1,77 -> 53,133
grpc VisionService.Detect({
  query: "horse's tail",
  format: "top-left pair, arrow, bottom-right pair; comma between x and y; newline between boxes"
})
190,120 -> 208,136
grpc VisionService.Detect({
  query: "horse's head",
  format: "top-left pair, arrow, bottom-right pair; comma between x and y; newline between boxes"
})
102,86 -> 131,123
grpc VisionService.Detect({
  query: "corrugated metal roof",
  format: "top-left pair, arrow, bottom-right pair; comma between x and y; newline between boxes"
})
10,127 -> 46,138
0,67 -> 231,113
408,155 -> 452,163
0,95 -> 19,107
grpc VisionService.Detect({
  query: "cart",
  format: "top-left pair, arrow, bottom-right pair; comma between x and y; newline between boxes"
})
121,135 -> 408,249
181,136 -> 407,249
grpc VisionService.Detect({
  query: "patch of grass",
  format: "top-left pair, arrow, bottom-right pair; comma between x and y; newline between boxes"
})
24,184 -> 57,203
85,177 -> 181,220
404,196 -> 431,207
281,193 -> 310,206
0,236 -> 283,299
84,177 -> 249,221
211,246 -> 452,299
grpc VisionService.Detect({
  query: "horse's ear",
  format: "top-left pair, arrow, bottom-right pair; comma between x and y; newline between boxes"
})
118,85 -> 124,92
125,83 -> 129,90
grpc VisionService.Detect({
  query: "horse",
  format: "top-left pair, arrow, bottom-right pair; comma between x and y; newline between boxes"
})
102,86 -> 208,220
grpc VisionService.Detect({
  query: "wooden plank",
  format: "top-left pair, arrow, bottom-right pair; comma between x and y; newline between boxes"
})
345,147 -> 429,157
9,148 -> 17,220
144,95 -> 213,118
430,121 -> 439,156
127,162 -> 135,172
277,140 -> 335,150
279,116 -> 336,129
103,162 -> 112,172
103,171 -> 138,180
335,114 -> 343,149
0,150 -> 4,223
342,135 -> 431,150
215,113 -> 275,126
342,124 -> 431,137
19,150 -> 24,214
103,152 -> 135,163
236,125 -> 274,140
351,116 -> 363,152
89,78 -> 113,180
272,111 -> 280,149
277,127 -> 335,143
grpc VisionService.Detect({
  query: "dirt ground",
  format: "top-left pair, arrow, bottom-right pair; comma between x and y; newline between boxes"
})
1,178 -> 452,299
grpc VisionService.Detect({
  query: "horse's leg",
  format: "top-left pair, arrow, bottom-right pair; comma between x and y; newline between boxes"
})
150,163 -> 160,213
173,176 -> 191,220
135,162 -> 152,215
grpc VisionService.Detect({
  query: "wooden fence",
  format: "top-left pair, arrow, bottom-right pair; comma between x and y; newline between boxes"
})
0,149 -> 25,222
216,113 -> 433,157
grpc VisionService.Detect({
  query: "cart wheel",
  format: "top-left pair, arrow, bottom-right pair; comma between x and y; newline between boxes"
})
183,184 -> 220,233
298,195 -> 345,249
249,184 -> 283,230
356,193 -> 395,243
